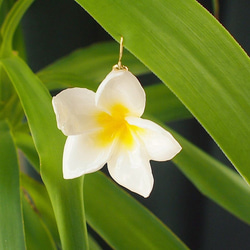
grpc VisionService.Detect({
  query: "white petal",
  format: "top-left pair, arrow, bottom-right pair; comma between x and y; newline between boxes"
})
52,88 -> 100,136
107,139 -> 153,198
63,132 -> 114,179
127,117 -> 182,161
95,70 -> 145,117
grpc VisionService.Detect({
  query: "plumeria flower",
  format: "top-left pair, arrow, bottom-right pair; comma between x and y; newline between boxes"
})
52,69 -> 181,197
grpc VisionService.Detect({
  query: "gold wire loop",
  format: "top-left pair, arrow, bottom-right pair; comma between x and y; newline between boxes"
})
113,36 -> 128,71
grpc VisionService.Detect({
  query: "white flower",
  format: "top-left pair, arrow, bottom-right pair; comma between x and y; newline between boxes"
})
52,69 -> 181,197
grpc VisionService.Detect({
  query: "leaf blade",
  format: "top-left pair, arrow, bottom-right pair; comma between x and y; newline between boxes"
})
0,0 -> 34,56
0,119 -> 26,250
169,125 -> 250,224
74,0 -> 250,184
1,56 -> 89,250
37,41 -> 149,90
22,194 -> 57,250
85,172 -> 189,250
21,173 -> 60,246
37,42 -> 191,122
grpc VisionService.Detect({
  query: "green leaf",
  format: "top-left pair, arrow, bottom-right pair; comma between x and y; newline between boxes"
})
0,119 -> 26,250
16,91 -> 250,230
14,124 -> 40,172
22,193 -> 57,250
37,41 -> 149,91
21,173 -> 60,246
36,35 -> 250,239
0,0 -> 34,57
145,82 -> 250,223
0,78 -> 24,127
168,124 -> 250,224
144,82 -> 250,224
0,0 -> 28,119
34,34 -> 250,240
74,0 -> 250,185
0,65 -> 14,114
1,55 -> 89,250
21,172 -> 101,250
145,83 -> 191,122
0,0 -> 27,59
0,0 -> 13,26
37,41 -> 191,122
85,172 -> 188,250
15,95 -> 250,231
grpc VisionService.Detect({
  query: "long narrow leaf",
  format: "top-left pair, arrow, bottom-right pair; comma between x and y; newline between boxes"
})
0,119 -> 26,249
21,172 -> 102,250
145,83 -> 191,122
166,123 -> 250,224
1,55 -> 89,250
22,194 -> 57,250
14,123 -> 40,172
85,172 -> 188,250
37,41 -> 148,90
74,0 -> 250,184
17,105 -> 250,227
0,0 -> 34,56
36,40 -> 250,224
21,173 -> 60,246
37,42 -> 191,122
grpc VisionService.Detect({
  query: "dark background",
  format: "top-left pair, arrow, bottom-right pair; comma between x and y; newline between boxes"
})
21,0 -> 250,249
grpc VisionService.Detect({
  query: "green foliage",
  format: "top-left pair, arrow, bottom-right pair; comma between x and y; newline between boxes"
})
85,172 -> 188,250
171,125 -> 250,224
75,0 -> 250,185
0,120 -> 26,250
38,41 -> 192,122
0,0 -> 34,57
2,52 -> 188,249
1,55 -> 89,250
38,40 -> 250,225
22,194 -> 57,250
0,0 -> 250,249
21,173 -> 60,245
37,41 -> 149,90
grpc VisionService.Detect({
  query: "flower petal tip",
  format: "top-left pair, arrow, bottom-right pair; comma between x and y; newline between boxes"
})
173,142 -> 182,157
140,189 -> 152,198
130,182 -> 153,198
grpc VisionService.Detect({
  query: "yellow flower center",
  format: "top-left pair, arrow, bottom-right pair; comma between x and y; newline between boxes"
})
96,104 -> 142,149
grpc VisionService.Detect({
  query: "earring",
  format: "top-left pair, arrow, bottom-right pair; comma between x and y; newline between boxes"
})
52,36 -> 181,197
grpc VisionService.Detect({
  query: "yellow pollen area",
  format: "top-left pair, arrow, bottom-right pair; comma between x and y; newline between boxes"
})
95,104 -> 142,149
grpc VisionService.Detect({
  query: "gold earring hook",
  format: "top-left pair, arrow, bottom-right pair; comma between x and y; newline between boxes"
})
113,36 -> 128,71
